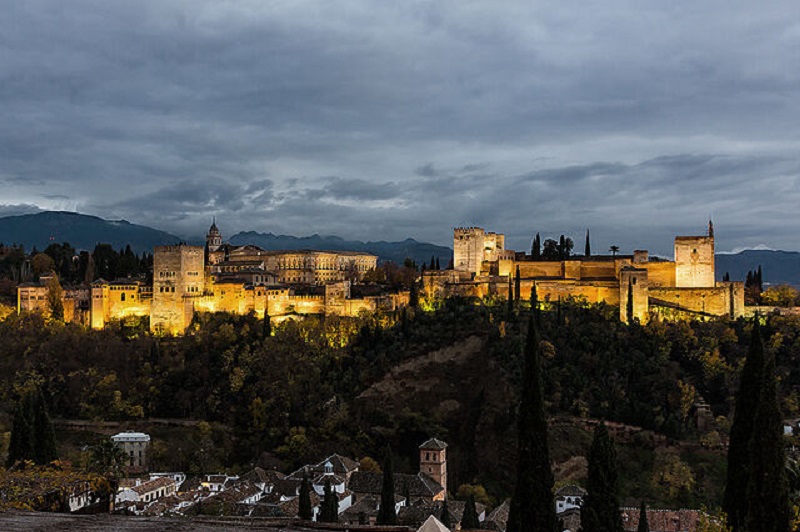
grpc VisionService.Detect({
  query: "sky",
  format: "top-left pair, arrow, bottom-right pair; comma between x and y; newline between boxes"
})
1,1 -> 799,256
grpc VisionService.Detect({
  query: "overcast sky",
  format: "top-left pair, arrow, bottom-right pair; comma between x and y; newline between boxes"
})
1,1 -> 799,255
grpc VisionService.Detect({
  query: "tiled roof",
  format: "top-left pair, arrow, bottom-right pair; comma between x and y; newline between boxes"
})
483,498 -> 510,532
239,467 -> 285,486
131,476 -> 175,496
419,438 -> 448,450
555,484 -> 587,498
348,472 -> 444,498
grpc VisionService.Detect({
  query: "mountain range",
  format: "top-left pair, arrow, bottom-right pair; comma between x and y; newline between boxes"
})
0,211 -> 796,285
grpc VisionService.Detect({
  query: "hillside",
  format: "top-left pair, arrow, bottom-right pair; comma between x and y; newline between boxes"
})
0,211 -> 181,254
716,249 -> 800,286
229,231 -> 452,265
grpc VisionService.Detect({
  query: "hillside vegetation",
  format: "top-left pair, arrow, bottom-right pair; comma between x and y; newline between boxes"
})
1,298 -> 799,509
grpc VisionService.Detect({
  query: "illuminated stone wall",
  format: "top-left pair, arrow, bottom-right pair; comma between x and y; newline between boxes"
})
151,245 -> 205,335
674,235 -> 715,288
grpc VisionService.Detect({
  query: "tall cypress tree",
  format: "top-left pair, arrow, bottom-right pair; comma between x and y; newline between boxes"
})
581,422 -> 624,532
461,494 -> 480,529
32,388 -> 58,465
262,310 -> 272,339
506,316 -> 557,532
298,475 -> 313,520
6,393 -> 35,467
585,230 -> 591,257
515,266 -> 521,301
507,279 -> 514,315
377,447 -> 397,525
745,349 -> 790,531
440,497 -> 452,528
319,477 -> 338,523
723,320 -> 766,531
627,279 -> 634,324
636,501 -> 650,532
532,233 -> 541,259
409,279 -> 419,308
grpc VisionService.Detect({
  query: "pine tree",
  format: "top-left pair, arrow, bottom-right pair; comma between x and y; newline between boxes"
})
637,501 -> 650,532
377,447 -> 397,525
461,494 -> 480,529
440,497 -> 452,528
32,388 -> 58,465
723,320 -> 766,531
515,266 -> 521,301
506,316 -> 557,532
585,230 -> 591,257
745,349 -> 790,532
6,393 -> 35,466
298,475 -> 313,520
581,422 -> 624,532
319,477 -> 338,523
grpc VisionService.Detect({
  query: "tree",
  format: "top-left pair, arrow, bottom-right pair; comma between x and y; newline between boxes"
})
626,279 -> 634,324
581,422 -> 624,532
515,266 -> 521,301
32,388 -> 58,465
31,253 -> 55,278
637,501 -> 650,532
377,446 -> 397,525
585,230 -> 591,257
542,239 -> 559,260
723,320 -> 765,531
557,235 -> 574,259
531,233 -> 541,259
507,279 -> 514,315
319,477 -> 338,523
298,475 -> 313,520
761,285 -> 799,307
262,310 -> 272,339
461,494 -> 481,529
88,437 -> 127,479
609,245 -> 620,257
409,279 -> 419,308
440,497 -> 452,528
745,348 -> 790,532
45,273 -> 64,321
507,315 -> 557,532
6,393 -> 35,467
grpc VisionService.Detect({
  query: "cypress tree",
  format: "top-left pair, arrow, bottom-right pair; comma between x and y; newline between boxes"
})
515,266 -> 521,301
581,422 -> 624,532
430,255 -> 436,270
506,316 -> 557,532
461,494 -> 480,529
377,447 -> 397,525
636,501 -> 650,532
745,349 -> 790,532
532,233 -> 541,259
558,235 -> 567,260
6,393 -> 35,466
440,497 -> 452,528
409,279 -> 419,308
723,320 -> 766,531
32,388 -> 58,465
435,257 -> 440,270
507,279 -> 514,315
627,279 -> 634,323
757,265 -> 763,291
585,230 -> 591,257
298,475 -> 313,520
530,282 -> 540,323
319,477 -> 338,523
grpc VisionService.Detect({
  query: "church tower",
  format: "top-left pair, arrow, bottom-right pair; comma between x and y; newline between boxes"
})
419,438 -> 448,497
206,218 -> 222,252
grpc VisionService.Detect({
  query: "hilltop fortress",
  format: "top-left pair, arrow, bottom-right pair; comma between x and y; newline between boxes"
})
422,221 -> 744,323
17,220 -> 745,332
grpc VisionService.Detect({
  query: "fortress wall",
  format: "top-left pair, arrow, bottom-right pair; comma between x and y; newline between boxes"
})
579,261 -> 618,280
151,245 -> 204,335
454,228 -> 486,276
529,280 -> 620,306
516,261 -> 563,279
643,262 -> 676,287
649,286 -> 730,317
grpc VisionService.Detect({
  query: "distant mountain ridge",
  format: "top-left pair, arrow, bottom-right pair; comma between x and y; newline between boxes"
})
716,249 -> 800,287
229,231 -> 452,265
0,211 -> 182,254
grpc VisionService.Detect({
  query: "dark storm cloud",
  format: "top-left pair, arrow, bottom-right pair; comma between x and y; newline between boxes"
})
1,1 -> 799,251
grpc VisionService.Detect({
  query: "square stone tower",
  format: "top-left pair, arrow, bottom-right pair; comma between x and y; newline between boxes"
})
674,233 -> 715,288
419,437 -> 448,497
151,245 -> 204,335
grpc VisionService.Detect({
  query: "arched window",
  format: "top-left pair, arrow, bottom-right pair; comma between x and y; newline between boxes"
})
121,293 -> 126,301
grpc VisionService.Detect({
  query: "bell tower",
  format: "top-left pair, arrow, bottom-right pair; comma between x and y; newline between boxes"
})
419,438 -> 448,497
206,217 -> 222,252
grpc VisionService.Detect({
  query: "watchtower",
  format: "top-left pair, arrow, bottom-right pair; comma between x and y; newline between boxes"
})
419,438 -> 448,496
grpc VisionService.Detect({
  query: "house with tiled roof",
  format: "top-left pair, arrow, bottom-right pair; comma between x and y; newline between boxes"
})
116,476 -> 177,506
348,471 -> 444,505
555,484 -> 586,514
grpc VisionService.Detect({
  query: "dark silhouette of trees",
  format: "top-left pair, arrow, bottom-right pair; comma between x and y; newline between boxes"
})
298,475 -> 313,520
637,501 -> 650,532
585,230 -> 591,257
723,321 -> 766,531
319,477 -> 338,523
531,233 -> 541,259
581,422 -> 624,532
6,388 -> 58,467
440,497 -> 452,528
377,447 -> 397,525
515,266 -> 521,302
609,245 -> 620,257
507,315 -> 557,532
461,494 -> 480,529
745,348 -> 790,531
